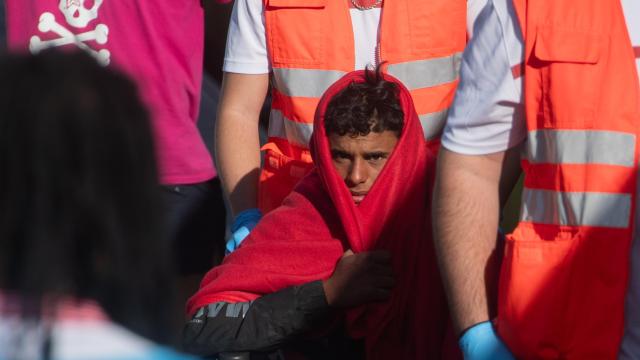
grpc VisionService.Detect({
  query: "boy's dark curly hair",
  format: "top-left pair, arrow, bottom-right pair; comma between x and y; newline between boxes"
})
324,65 -> 404,137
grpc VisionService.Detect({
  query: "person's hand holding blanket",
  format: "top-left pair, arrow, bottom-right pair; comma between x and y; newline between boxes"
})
323,250 -> 395,308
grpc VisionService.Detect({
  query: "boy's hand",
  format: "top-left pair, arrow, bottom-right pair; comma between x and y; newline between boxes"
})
322,250 -> 395,308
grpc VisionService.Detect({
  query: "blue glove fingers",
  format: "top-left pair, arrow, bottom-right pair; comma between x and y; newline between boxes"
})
459,321 -> 514,360
226,208 -> 263,254
226,226 -> 251,254
231,208 -> 262,232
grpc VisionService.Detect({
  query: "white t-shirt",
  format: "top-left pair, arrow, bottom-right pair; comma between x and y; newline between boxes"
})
441,0 -> 526,154
224,0 -> 381,73
223,0 -> 484,74
441,1 -> 640,358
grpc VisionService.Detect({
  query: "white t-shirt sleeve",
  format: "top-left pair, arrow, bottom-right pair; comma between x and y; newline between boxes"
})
621,0 -> 640,74
466,0 -> 489,38
223,0 -> 270,74
442,0 -> 526,155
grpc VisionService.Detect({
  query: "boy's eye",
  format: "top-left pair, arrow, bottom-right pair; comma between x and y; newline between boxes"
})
364,153 -> 387,161
331,151 -> 351,160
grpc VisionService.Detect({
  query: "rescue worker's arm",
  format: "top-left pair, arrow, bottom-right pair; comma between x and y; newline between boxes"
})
183,250 -> 394,356
215,72 -> 268,217
432,146 -> 521,334
433,1 -> 523,357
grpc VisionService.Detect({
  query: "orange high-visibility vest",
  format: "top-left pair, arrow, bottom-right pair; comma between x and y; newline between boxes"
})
497,0 -> 640,358
258,0 -> 466,213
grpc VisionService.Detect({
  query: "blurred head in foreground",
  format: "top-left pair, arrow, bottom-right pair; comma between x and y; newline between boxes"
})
0,51 -> 173,345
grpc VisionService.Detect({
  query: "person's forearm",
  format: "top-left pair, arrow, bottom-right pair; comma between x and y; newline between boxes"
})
215,107 -> 261,216
432,148 -> 518,335
183,281 -> 331,356
214,73 -> 268,216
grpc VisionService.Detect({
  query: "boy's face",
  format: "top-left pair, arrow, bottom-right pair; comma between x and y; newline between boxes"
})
329,130 -> 399,205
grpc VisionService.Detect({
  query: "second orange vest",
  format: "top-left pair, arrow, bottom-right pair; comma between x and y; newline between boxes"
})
497,0 -> 640,358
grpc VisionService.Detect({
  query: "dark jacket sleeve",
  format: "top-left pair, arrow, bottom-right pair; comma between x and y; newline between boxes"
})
182,280 -> 331,357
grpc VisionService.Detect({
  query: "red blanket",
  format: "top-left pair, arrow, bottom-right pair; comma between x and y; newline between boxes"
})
187,71 -> 451,358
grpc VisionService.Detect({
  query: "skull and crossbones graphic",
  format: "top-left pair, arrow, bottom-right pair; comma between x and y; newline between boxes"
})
29,0 -> 111,66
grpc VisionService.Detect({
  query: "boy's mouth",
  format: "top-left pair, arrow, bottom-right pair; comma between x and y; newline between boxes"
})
350,191 -> 367,204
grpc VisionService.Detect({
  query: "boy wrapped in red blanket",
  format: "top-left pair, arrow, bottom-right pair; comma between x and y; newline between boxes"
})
184,68 -> 454,359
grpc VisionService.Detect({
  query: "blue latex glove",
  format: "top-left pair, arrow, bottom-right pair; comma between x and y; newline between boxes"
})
225,208 -> 262,254
459,321 -> 515,360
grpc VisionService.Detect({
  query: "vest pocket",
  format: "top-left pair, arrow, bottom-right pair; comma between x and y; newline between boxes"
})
498,229 -> 577,357
265,0 -> 326,66
406,0 -> 466,55
498,224 -> 627,357
533,27 -> 607,129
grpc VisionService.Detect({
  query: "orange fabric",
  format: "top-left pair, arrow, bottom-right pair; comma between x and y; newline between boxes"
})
270,89 -> 317,125
257,0 -> 466,213
497,0 -> 640,358
409,82 -> 459,116
259,139 -> 314,213
511,63 -> 524,79
522,162 -> 637,194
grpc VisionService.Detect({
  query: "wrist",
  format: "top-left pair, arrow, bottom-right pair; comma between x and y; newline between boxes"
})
296,280 -> 330,311
226,208 -> 263,254
459,321 -> 513,360
321,279 -> 333,306
459,319 -> 490,340
231,208 -> 262,231
459,321 -> 493,340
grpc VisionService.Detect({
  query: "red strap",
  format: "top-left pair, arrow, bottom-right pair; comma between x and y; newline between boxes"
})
511,62 -> 524,79
634,46 -> 640,59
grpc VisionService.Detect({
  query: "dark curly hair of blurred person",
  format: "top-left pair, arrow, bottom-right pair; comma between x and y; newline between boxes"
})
324,65 -> 404,137
0,51 -> 174,346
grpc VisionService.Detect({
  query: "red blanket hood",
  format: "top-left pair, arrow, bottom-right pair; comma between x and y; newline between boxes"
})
188,71 -> 453,358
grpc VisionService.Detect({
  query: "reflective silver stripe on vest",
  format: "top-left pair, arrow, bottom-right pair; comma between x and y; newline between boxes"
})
521,188 -> 632,228
272,68 -> 347,98
272,54 -> 462,97
527,130 -> 636,167
268,109 -> 314,147
419,109 -> 449,140
387,53 -> 463,90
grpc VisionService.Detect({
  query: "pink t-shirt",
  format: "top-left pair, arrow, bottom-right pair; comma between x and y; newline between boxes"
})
6,1 -> 216,185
